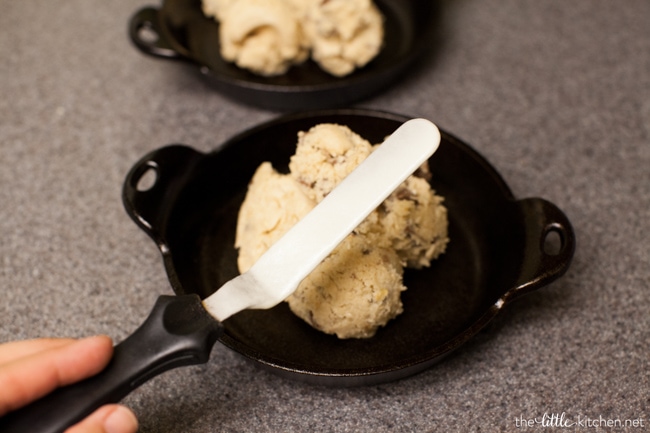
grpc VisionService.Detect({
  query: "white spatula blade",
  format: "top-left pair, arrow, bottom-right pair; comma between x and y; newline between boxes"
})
203,118 -> 441,321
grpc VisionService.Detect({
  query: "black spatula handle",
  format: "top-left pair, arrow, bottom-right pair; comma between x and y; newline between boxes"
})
0,294 -> 223,433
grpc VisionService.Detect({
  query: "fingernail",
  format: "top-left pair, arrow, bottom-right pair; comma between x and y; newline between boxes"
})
104,406 -> 138,433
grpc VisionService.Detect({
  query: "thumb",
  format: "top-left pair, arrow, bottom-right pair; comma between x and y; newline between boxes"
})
65,405 -> 138,433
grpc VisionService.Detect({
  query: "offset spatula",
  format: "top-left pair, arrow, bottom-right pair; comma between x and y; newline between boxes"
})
0,119 -> 441,433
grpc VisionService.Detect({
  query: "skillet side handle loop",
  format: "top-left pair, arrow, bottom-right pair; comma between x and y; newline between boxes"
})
128,6 -> 182,59
0,295 -> 223,433
122,144 -> 204,244
507,197 -> 576,301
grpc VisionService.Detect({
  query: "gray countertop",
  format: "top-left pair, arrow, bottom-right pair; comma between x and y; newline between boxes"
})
1,1 -> 648,432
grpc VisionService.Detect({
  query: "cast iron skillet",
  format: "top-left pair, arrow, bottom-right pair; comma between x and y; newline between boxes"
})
121,108 -> 575,386
0,109 -> 575,433
128,0 -> 440,109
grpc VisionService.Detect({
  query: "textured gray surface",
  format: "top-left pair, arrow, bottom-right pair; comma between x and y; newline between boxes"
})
1,0 -> 649,432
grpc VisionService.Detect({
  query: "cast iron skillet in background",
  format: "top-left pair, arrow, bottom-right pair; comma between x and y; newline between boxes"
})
128,0 -> 440,110
0,109 -> 575,433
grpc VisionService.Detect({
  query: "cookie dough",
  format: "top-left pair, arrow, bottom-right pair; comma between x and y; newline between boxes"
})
286,234 -> 406,339
201,0 -> 236,21
235,123 -> 449,338
235,162 -> 315,272
202,0 -> 384,77
380,175 -> 449,268
303,0 -> 384,77
213,0 -> 310,76
289,123 -> 373,202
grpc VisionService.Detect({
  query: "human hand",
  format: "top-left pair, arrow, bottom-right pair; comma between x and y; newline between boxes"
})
0,335 -> 138,433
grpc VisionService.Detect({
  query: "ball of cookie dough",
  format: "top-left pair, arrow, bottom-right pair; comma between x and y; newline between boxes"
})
201,0 -> 237,21
289,123 -> 373,202
286,234 -> 406,339
218,0 -> 310,76
320,157 -> 449,269
234,123 -> 449,339
303,0 -> 384,76
236,162 -> 315,272
380,176 -> 450,268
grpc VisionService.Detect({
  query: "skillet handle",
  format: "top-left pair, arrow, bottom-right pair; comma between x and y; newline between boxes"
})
122,145 -> 204,244
507,197 -> 576,301
0,294 -> 223,433
128,6 -> 183,59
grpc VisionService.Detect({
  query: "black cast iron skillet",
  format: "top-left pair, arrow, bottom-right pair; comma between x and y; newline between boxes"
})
128,0 -> 440,110
0,109 -> 575,433
123,108 -> 575,386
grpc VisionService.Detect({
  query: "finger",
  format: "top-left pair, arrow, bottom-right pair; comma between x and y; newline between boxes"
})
65,405 -> 138,433
0,335 -> 114,416
0,338 -> 76,365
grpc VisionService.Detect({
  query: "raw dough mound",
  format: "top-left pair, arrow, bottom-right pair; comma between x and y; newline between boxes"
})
202,0 -> 384,76
201,0 -> 236,21
289,123 -> 373,202
286,234 -> 405,339
234,123 -> 449,338
304,0 -> 384,77
216,0 -> 310,76
236,162 -> 315,272
380,175 -> 450,268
